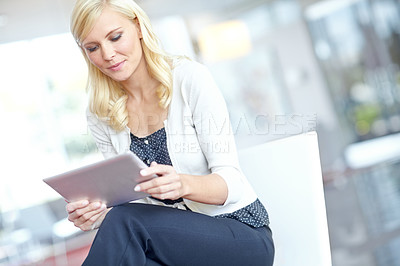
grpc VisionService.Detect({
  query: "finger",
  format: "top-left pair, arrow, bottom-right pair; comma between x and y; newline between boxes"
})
151,189 -> 182,201
135,173 -> 175,192
146,181 -> 181,195
68,202 -> 106,221
72,204 -> 107,227
66,199 -> 89,213
138,175 -> 182,196
140,164 -> 172,178
76,209 -> 108,231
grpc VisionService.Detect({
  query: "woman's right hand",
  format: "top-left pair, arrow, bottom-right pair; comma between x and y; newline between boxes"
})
66,200 -> 109,231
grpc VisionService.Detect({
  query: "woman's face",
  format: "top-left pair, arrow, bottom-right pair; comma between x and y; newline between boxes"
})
81,8 -> 144,82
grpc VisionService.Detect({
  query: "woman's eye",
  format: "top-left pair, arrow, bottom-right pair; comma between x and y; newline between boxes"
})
86,46 -> 98,53
111,34 -> 122,42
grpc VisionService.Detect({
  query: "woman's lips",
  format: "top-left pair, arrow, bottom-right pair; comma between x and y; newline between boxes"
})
108,61 -> 125,71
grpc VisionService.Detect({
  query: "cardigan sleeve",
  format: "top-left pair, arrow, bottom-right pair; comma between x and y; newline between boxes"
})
186,62 -> 245,205
86,108 -> 118,159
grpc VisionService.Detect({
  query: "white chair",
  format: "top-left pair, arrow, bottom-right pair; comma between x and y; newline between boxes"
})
238,132 -> 332,266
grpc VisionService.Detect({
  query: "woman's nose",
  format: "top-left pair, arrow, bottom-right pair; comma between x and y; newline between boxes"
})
101,44 -> 115,61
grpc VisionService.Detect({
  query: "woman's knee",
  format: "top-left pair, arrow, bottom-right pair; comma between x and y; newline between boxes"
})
101,203 -> 143,228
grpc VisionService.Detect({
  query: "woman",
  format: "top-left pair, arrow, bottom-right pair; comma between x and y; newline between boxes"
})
67,0 -> 274,265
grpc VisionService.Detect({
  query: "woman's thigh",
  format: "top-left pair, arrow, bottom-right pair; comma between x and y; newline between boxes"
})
85,203 -> 274,266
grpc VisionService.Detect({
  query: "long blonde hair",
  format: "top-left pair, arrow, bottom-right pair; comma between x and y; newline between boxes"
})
71,0 -> 174,131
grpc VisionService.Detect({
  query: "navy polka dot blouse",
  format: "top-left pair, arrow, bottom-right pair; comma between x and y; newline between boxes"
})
130,128 -> 183,205
130,127 -> 269,228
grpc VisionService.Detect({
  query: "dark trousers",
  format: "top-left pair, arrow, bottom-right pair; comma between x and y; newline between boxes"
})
83,203 -> 274,266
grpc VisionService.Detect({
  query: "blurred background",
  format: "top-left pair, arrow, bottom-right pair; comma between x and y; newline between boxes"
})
0,0 -> 400,265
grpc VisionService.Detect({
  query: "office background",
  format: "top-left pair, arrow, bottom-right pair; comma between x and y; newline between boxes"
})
0,0 -> 400,265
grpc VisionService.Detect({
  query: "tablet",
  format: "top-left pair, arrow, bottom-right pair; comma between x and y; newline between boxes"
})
43,152 -> 153,207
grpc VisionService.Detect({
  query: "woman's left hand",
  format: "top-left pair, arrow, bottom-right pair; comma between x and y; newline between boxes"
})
135,162 -> 187,200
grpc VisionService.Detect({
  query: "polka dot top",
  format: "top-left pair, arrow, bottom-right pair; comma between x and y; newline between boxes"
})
215,198 -> 269,227
130,128 -> 172,168
130,127 -> 270,228
130,128 -> 183,205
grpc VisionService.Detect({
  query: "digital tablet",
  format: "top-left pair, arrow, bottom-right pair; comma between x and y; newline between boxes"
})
43,153 -> 154,207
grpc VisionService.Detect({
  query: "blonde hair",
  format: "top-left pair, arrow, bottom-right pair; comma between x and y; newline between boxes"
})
71,0 -> 174,131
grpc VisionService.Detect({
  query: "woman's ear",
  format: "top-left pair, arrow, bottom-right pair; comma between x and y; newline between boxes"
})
134,18 -> 143,39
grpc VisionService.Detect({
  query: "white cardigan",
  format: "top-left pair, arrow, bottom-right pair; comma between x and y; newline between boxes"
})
86,59 -> 258,216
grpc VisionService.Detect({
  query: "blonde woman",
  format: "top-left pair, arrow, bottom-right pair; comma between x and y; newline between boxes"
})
67,0 -> 274,265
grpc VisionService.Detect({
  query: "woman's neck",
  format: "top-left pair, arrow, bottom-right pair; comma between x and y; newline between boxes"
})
121,57 -> 160,103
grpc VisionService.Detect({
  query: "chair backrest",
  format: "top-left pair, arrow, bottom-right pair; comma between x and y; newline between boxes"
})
238,132 -> 332,266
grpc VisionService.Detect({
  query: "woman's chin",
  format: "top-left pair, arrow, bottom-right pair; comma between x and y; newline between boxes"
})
103,72 -> 130,83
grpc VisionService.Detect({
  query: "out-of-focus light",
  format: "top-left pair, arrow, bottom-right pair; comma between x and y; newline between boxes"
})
350,83 -> 376,103
345,132 -> 400,169
53,218 -> 81,238
198,20 -> 252,62
355,120 -> 370,136
371,119 -> 388,136
314,40 -> 331,60
389,115 -> 400,132
305,0 -> 363,21
153,16 -> 196,59
0,14 -> 8,28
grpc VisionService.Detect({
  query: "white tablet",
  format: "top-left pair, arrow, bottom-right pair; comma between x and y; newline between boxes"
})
43,152 -> 154,207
